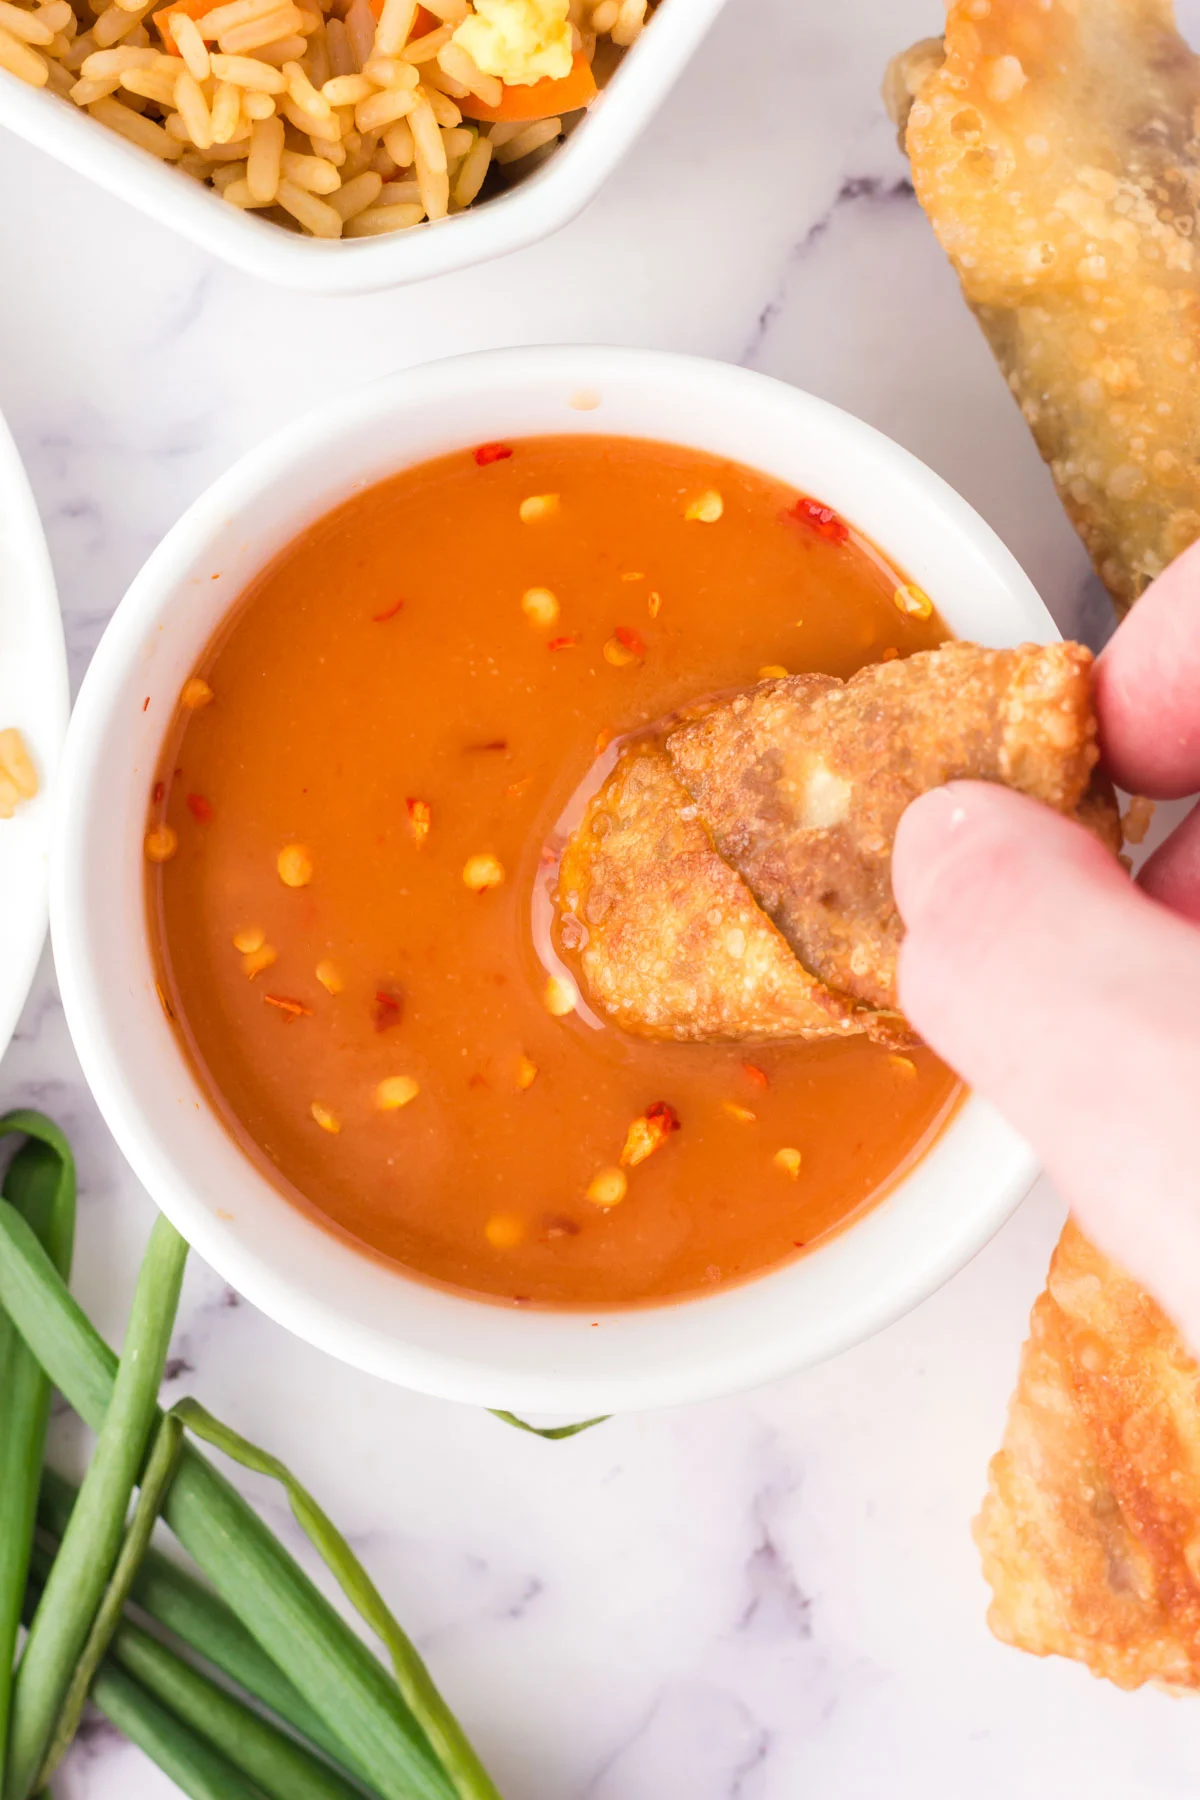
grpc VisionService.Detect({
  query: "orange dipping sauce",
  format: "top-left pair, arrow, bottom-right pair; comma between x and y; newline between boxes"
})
147,435 -> 961,1308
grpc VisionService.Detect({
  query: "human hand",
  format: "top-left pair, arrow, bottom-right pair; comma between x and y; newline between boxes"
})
892,541 -> 1200,1345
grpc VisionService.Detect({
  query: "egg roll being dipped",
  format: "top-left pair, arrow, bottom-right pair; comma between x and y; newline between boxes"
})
886,0 -> 1200,614
556,640 -> 1120,1049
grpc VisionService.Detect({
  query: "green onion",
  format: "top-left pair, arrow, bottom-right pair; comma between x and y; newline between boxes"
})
28,1534 -> 374,1800
0,1201 -> 471,1800
6,1214 -> 188,1800
89,1662 -> 265,1800
36,1414 -> 184,1789
23,1561 -> 263,1800
165,1453 -> 454,1799
489,1411 -> 609,1441
174,1399 -> 501,1800
0,1114 -> 76,1783
38,1467 -> 349,1770
110,1614 -> 367,1800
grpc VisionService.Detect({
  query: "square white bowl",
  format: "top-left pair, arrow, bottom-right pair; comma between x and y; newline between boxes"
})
0,0 -> 728,292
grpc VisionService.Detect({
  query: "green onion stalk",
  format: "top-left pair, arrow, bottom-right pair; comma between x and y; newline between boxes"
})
0,1114 -> 76,1784
5,1211 -> 188,1800
0,1181 -> 502,1800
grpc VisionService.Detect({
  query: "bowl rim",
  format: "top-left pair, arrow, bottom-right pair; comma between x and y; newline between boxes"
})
0,407 -> 70,1065
0,0 -> 730,295
51,344 -> 1043,1414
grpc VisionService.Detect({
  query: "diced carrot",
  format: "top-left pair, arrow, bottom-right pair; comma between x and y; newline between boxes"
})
153,0 -> 204,56
458,49 -> 597,123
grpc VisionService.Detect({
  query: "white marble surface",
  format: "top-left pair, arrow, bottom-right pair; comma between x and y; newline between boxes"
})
3,0 -> 1198,1794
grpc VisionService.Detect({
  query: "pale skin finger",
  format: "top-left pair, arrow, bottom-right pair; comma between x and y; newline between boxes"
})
1138,798 -> 1200,922
894,781 -> 1200,1347
1098,542 -> 1200,916
1095,536 -> 1200,799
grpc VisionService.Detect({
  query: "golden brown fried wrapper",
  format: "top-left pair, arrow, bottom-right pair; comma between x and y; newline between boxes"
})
891,0 -> 1200,612
556,744 -> 863,1043
977,1222 -> 1200,1690
667,641 -> 1108,1013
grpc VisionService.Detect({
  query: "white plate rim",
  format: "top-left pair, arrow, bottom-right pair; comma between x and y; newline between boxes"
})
0,408 -> 70,1068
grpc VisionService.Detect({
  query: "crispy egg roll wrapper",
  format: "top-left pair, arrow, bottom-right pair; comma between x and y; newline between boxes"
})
889,0 -> 1200,614
558,642 -> 1119,1045
557,744 -> 865,1044
977,1222 -> 1200,1691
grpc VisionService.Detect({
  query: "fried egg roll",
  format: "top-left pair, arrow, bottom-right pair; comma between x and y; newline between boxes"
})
888,0 -> 1200,613
557,642 -> 1119,1046
977,1222 -> 1200,1690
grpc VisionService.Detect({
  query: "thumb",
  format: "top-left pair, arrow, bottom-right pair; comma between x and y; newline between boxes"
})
893,782 -> 1200,1340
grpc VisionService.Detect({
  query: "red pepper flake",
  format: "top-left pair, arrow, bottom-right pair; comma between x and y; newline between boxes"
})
406,797 -> 431,845
263,993 -> 313,1020
543,1215 -> 581,1240
741,1062 -> 769,1089
547,634 -> 580,651
620,1100 -> 681,1169
372,985 -> 404,1031
372,597 -> 405,624
186,793 -> 214,824
466,739 -> 508,752
152,780 -> 165,804
614,624 -> 645,657
786,496 -> 849,544
142,696 -> 151,712
474,442 -> 513,466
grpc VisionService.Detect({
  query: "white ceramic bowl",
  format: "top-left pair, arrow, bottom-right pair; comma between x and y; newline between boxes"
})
53,346 -> 1043,1414
0,408 -> 69,1067
0,0 -> 727,294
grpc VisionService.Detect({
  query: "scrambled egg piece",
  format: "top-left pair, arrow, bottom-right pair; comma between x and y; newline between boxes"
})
452,0 -> 573,86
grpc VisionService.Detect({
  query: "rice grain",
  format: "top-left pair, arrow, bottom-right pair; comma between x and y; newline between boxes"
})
0,3 -> 54,43
325,165 -> 380,218
89,91 -> 182,152
343,198 -> 423,234
280,145 -> 340,190
276,174 -> 342,234
245,108 -> 283,199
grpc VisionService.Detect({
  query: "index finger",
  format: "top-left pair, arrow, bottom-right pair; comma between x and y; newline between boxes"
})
1095,537 -> 1200,798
